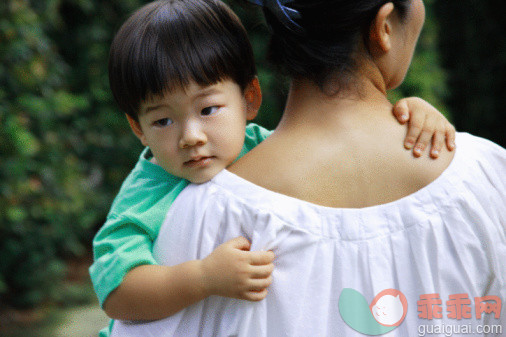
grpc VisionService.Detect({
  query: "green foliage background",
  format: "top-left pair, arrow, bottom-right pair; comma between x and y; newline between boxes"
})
435,0 -> 506,146
0,0 -> 503,310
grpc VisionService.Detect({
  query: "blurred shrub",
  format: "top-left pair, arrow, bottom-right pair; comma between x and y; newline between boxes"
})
1,0 -> 79,308
0,0 -> 143,309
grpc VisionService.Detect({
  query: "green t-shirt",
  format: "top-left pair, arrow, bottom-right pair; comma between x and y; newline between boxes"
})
89,123 -> 272,310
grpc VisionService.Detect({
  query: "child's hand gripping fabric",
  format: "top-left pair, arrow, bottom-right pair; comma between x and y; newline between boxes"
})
393,97 -> 456,158
103,237 -> 274,321
201,236 -> 275,302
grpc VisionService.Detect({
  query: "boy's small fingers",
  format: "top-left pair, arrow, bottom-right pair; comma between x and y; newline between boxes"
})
228,236 -> 251,251
413,119 -> 436,157
430,131 -> 444,159
244,289 -> 269,302
248,277 -> 273,291
249,250 -> 275,265
250,263 -> 275,278
404,107 -> 426,145
446,125 -> 456,151
393,100 -> 410,124
404,115 -> 425,149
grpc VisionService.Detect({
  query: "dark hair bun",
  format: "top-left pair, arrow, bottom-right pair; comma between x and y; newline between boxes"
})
262,0 -> 410,90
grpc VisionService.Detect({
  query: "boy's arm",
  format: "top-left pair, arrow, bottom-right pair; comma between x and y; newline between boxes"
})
103,262 -> 206,320
90,214 -> 159,308
90,178 -> 188,308
393,97 -> 456,158
89,155 -> 189,314
103,237 -> 274,321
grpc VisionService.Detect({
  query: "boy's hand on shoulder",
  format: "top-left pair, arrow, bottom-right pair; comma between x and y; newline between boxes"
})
393,97 -> 456,158
200,236 -> 275,302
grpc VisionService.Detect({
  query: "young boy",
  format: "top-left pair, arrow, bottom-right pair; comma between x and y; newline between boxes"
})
90,0 -> 455,335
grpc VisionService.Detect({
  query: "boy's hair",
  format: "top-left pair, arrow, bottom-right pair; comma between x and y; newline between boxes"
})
109,0 -> 257,120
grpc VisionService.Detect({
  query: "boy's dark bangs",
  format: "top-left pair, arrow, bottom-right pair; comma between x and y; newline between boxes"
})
114,0 -> 255,116
145,13 -> 244,95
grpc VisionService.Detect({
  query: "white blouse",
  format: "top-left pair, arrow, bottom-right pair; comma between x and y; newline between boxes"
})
112,133 -> 506,336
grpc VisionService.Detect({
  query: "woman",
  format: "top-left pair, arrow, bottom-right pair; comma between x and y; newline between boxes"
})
113,0 -> 506,335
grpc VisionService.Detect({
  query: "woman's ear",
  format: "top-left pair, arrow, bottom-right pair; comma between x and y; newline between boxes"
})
244,77 -> 262,121
369,2 -> 396,54
126,114 -> 148,146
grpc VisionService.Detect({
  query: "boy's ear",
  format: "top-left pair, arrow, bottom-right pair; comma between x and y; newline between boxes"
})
126,114 -> 148,146
369,2 -> 395,54
244,77 -> 262,121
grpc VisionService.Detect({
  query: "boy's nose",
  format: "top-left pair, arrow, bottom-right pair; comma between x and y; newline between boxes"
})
179,122 -> 207,148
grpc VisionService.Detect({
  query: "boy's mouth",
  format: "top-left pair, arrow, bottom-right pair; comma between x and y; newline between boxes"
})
184,156 -> 214,168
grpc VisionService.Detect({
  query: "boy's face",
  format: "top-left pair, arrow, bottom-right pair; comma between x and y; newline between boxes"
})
128,79 -> 261,183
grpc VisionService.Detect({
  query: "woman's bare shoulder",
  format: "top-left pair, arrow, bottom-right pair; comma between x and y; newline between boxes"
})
396,144 -> 455,190
229,127 -> 456,208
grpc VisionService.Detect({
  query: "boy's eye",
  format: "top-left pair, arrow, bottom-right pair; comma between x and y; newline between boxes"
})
153,118 -> 173,127
201,106 -> 219,116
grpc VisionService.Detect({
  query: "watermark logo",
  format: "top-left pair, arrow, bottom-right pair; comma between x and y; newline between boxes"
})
417,293 -> 501,320
339,289 -> 502,336
339,288 -> 408,335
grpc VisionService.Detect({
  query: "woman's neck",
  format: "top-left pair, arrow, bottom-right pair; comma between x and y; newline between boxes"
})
277,65 -> 392,133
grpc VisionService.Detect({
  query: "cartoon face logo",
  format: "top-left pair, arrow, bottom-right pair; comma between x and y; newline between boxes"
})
370,289 -> 408,327
339,288 -> 408,335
